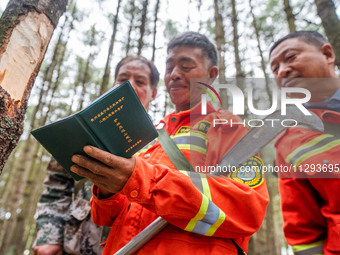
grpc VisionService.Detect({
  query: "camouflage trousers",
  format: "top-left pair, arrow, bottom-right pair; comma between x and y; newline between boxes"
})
63,192 -> 109,255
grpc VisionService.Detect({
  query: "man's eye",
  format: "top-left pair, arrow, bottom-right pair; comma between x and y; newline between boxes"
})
286,54 -> 296,61
182,66 -> 193,70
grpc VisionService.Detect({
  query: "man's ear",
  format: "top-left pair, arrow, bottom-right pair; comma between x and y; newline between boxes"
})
209,66 -> 219,79
151,87 -> 157,100
321,44 -> 335,65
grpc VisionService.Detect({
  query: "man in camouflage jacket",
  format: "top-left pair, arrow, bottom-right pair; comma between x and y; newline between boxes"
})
33,159 -> 109,255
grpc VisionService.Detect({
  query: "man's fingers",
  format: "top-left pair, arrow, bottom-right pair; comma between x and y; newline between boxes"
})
71,146 -> 136,193
70,164 -> 123,193
71,155 -> 111,176
70,164 -> 95,179
83,146 -> 118,167
83,146 -> 135,170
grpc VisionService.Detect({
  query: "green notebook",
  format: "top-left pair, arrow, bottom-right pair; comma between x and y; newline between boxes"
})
32,81 -> 158,180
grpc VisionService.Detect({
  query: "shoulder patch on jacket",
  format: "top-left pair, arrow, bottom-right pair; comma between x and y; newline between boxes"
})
230,156 -> 264,188
192,121 -> 211,135
176,126 -> 191,135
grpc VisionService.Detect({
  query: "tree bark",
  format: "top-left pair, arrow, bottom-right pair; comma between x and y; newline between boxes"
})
99,0 -> 122,95
283,0 -> 296,32
151,0 -> 160,62
0,0 -> 68,174
315,0 -> 340,69
125,0 -> 136,56
249,0 -> 272,107
230,0 -> 246,116
231,0 -> 245,81
214,0 -> 227,85
137,0 -> 149,56
214,0 -> 228,109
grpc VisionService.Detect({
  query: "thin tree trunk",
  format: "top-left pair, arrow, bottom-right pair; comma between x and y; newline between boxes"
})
315,0 -> 340,69
78,53 -> 94,111
284,0 -> 296,32
214,0 -> 227,84
214,0 -> 228,109
249,0 -> 272,107
78,26 -> 99,111
125,0 -> 136,56
99,0 -> 122,95
231,0 -> 244,80
0,0 -> 68,174
137,0 -> 149,56
230,0 -> 246,116
151,0 -> 160,62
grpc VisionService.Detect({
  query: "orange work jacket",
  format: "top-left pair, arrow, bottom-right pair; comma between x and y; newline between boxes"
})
275,109 -> 340,255
91,103 -> 269,255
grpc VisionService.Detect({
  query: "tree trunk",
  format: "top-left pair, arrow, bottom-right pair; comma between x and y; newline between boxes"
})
151,0 -> 160,62
99,0 -> 122,95
249,0 -> 272,107
284,0 -> 296,32
230,0 -> 246,116
78,26 -> 99,110
137,0 -> 149,56
125,0 -> 136,56
214,0 -> 227,85
231,0 -> 244,80
0,0 -> 68,174
214,0 -> 228,109
315,0 -> 340,69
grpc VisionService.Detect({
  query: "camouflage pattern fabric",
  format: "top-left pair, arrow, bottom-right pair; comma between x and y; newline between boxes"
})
33,160 -> 109,255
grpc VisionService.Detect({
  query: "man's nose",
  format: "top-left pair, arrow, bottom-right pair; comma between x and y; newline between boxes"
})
129,80 -> 138,92
277,64 -> 292,78
170,66 -> 182,80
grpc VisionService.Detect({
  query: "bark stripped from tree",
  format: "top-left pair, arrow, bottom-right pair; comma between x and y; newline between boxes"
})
315,0 -> 340,69
0,0 -> 68,174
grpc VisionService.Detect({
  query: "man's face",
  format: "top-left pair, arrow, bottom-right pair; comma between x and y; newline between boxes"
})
164,46 -> 217,112
270,38 -> 335,101
115,60 -> 157,110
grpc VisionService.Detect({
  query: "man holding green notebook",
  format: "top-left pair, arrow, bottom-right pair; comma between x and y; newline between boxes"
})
71,32 -> 269,254
33,55 -> 159,255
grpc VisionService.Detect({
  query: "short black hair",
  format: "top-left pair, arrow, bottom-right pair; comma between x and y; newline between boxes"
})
114,56 -> 159,89
167,31 -> 218,67
269,31 -> 329,56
